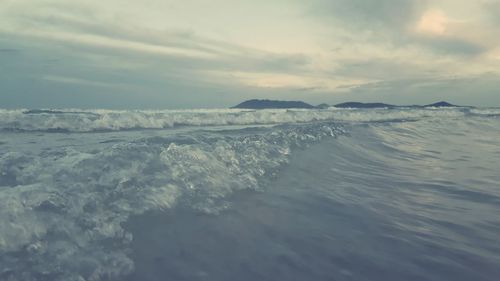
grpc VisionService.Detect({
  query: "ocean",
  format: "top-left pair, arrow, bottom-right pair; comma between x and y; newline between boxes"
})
1,107 -> 500,281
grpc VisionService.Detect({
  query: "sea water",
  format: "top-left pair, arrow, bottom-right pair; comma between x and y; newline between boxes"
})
1,107 -> 499,281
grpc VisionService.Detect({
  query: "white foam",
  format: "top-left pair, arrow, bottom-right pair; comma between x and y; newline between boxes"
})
0,107 -> 475,132
0,122 -> 343,280
469,108 -> 500,116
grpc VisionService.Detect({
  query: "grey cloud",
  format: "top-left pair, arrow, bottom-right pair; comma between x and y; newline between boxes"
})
293,86 -> 323,92
307,0 -> 427,30
0,44 -> 228,109
483,1 -> 500,23
0,48 -> 20,53
25,14 -> 226,56
0,31 -> 312,109
333,59 -> 439,80
1,0 -> 499,108
415,36 -> 486,56
307,0 -> 488,57
9,12 -> 311,74
329,74 -> 500,106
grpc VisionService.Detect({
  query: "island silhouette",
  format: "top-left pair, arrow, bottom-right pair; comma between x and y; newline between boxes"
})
232,99 -> 458,109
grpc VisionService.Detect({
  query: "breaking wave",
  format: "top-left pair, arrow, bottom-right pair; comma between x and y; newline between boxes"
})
0,122 -> 343,281
1,106 -> 500,281
1,107 -> 493,132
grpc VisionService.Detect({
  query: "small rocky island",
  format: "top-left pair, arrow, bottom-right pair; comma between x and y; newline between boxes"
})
333,101 -> 458,109
232,99 -> 459,109
232,99 -> 315,109
425,101 -> 456,107
333,102 -> 396,109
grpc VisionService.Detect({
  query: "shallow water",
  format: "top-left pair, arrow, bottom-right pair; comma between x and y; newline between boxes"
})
1,107 -> 500,281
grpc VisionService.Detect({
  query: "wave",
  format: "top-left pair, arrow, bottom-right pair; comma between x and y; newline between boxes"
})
1,107 -> 499,280
0,122 -> 343,281
0,107 -> 489,132
469,107 -> 500,117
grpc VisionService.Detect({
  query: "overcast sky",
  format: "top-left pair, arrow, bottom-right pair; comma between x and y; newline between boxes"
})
1,0 -> 500,108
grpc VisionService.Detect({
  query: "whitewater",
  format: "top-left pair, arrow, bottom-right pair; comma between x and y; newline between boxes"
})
1,107 -> 500,281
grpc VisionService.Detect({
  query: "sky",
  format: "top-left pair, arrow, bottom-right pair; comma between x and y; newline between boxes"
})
1,0 -> 500,108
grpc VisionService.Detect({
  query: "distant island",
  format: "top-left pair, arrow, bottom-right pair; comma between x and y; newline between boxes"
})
232,99 -> 315,109
232,99 -> 459,109
333,102 -> 396,109
333,101 -> 457,108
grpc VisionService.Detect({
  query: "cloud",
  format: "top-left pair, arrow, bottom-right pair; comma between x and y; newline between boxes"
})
0,48 -> 19,53
483,1 -> 500,23
333,59 -> 438,80
0,1 -> 317,103
41,75 -> 130,89
1,7 -> 313,73
416,9 -> 448,35
415,36 -> 486,56
329,73 -> 500,106
305,1 -> 491,58
306,0 -> 428,34
0,0 -> 499,107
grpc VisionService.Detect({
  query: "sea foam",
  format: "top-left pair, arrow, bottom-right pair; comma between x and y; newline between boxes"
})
0,107 -> 480,132
0,122 -> 343,281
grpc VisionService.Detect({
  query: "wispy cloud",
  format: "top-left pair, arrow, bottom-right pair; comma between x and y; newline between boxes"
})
41,75 -> 131,89
1,0 -> 499,107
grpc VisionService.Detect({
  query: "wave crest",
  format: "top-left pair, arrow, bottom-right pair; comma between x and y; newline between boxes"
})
0,122 -> 343,281
0,107 -> 483,132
